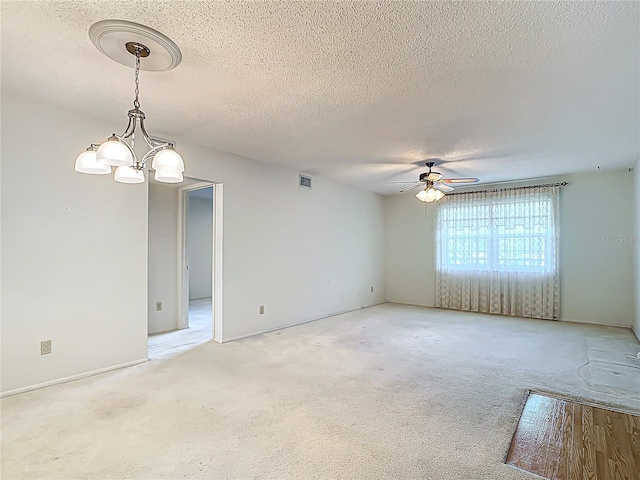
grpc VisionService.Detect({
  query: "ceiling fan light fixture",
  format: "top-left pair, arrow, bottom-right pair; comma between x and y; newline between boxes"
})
415,189 -> 428,202
391,161 -> 479,201
416,185 -> 445,203
416,187 -> 434,202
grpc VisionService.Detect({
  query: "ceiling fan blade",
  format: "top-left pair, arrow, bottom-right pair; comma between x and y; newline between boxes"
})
433,182 -> 454,193
400,183 -> 423,193
386,181 -> 424,184
427,172 -> 442,181
441,177 -> 480,185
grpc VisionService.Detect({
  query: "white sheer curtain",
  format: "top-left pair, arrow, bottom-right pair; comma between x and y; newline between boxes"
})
435,186 -> 559,320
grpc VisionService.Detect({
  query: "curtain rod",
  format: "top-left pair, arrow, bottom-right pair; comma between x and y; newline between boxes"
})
447,182 -> 567,196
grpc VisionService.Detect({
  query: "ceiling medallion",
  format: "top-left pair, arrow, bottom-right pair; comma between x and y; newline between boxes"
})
88,19 -> 182,71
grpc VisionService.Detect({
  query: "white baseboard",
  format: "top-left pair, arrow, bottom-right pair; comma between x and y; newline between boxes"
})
0,358 -> 149,398
386,301 -> 433,308
387,302 -> 637,332
221,302 -> 386,343
148,327 -> 180,336
559,317 -> 634,329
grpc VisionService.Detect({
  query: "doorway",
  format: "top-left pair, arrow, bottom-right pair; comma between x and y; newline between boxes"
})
183,185 -> 213,331
147,179 -> 223,359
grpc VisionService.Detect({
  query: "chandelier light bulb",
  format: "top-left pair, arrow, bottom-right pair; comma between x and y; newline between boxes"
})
114,165 -> 145,184
74,147 -> 112,175
96,136 -> 134,167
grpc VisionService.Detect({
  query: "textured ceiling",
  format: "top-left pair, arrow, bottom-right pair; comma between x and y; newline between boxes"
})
2,1 -> 639,194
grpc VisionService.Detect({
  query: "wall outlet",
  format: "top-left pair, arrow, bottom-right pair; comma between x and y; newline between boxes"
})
41,340 -> 52,355
259,305 -> 264,314
156,302 -> 162,311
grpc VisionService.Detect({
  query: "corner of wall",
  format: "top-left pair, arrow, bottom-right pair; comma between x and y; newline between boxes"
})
633,159 -> 640,342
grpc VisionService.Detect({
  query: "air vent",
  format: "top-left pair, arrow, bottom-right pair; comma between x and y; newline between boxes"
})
299,174 -> 312,189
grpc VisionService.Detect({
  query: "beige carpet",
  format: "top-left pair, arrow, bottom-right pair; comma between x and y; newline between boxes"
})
2,303 -> 639,479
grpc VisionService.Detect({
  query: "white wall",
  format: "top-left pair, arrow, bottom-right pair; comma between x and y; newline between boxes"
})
148,184 -> 179,334
386,169 -> 635,327
187,191 -> 213,300
1,93 -> 387,394
386,199 -> 437,307
634,160 -> 640,341
559,170 -> 634,326
183,143 -> 387,341
1,95 -> 149,395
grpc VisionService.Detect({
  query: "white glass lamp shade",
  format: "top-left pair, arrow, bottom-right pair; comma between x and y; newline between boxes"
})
114,165 -> 145,184
96,137 -> 134,167
154,167 -> 184,184
152,148 -> 184,172
416,186 -> 444,203
416,188 -> 432,202
74,149 -> 111,174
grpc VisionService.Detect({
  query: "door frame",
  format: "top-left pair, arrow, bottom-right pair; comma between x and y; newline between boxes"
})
177,181 -> 224,343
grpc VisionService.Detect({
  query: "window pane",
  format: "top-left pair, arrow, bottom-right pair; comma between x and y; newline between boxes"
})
438,195 -> 554,274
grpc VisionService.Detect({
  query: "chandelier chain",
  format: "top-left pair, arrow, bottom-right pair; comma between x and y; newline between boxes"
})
133,49 -> 141,109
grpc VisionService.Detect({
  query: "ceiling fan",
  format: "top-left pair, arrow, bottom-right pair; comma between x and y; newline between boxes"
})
387,161 -> 480,202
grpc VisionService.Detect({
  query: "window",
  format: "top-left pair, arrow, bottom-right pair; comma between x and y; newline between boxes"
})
437,194 -> 556,274
435,186 -> 560,320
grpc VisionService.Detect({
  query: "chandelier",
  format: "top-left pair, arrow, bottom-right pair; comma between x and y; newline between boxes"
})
74,21 -> 184,184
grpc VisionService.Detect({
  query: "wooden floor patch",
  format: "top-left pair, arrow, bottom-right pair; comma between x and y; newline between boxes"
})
506,393 -> 639,480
